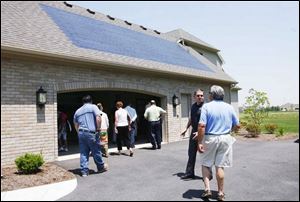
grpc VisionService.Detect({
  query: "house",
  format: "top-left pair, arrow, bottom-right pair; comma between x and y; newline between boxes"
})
280,103 -> 299,111
1,1 -> 239,165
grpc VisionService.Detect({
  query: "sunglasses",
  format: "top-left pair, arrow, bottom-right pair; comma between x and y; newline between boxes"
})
196,94 -> 204,97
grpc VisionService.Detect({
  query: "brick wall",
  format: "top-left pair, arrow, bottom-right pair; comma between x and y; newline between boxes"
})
1,55 -> 232,165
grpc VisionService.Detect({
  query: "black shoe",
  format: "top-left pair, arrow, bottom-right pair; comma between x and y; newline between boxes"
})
157,145 -> 161,149
181,174 -> 195,179
151,146 -> 156,150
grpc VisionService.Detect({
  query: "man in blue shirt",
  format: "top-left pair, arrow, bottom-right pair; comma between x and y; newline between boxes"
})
197,85 -> 239,201
74,95 -> 108,177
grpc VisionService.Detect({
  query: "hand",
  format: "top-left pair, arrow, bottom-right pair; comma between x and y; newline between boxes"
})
198,143 -> 205,153
192,132 -> 198,140
180,130 -> 187,137
114,128 -> 118,134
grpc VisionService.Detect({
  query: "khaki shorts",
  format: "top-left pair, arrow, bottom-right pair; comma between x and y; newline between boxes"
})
199,134 -> 236,168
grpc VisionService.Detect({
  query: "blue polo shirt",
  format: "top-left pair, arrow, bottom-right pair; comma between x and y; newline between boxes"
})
73,103 -> 101,132
199,100 -> 239,135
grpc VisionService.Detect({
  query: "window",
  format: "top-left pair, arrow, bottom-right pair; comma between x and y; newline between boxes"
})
124,20 -> 132,26
181,94 -> 191,118
107,15 -> 115,20
87,9 -> 95,15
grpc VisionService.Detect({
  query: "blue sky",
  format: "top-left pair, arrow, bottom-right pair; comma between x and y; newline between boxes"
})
71,1 -> 299,106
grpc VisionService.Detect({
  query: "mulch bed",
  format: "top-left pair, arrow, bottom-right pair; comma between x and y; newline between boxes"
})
1,163 -> 75,192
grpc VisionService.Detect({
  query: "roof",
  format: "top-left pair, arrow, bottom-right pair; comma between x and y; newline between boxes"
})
1,1 -> 236,83
165,29 -> 220,52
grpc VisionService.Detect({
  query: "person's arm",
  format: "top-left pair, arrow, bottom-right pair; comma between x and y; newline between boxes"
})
114,111 -> 118,133
96,115 -> 101,132
197,123 -> 206,153
74,122 -> 79,134
181,118 -> 191,137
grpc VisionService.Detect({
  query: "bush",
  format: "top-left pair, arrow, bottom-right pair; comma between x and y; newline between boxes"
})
264,124 -> 278,134
15,153 -> 44,174
276,128 -> 285,137
245,123 -> 261,137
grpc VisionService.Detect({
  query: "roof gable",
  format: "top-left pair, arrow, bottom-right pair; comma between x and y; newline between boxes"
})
41,4 -> 213,72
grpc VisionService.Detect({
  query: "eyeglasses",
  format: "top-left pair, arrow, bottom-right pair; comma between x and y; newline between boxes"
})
196,94 -> 204,97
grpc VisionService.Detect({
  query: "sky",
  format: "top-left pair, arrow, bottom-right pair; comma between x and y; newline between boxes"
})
70,1 -> 299,106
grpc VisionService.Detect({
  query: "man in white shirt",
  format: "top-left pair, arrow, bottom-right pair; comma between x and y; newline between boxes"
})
144,100 -> 166,149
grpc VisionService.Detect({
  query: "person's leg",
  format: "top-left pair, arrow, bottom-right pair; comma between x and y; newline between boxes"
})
185,132 -> 197,176
155,122 -> 162,149
202,165 -> 212,191
88,132 -> 105,172
216,166 -> 225,196
116,127 -> 122,152
78,132 -> 90,175
149,122 -> 157,148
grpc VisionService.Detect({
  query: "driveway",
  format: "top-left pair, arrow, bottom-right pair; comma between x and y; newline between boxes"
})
55,137 -> 299,201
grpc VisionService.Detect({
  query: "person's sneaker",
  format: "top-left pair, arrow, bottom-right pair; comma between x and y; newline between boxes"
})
157,145 -> 161,149
58,147 -> 64,152
129,151 -> 133,157
201,190 -> 212,198
98,163 -> 108,173
81,173 -> 88,177
63,148 -> 68,152
217,193 -> 225,201
181,174 -> 195,180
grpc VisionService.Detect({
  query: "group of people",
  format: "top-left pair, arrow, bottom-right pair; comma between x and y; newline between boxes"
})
72,95 -> 167,177
181,85 -> 239,201
69,84 -> 239,201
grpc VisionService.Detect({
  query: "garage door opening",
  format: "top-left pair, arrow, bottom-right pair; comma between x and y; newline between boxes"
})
57,90 -> 162,156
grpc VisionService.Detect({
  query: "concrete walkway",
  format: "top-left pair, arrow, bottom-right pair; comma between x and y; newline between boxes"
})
55,138 -> 299,201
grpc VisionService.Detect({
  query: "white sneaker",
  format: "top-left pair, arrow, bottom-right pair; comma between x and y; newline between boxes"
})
58,147 -> 64,152
64,148 -> 68,152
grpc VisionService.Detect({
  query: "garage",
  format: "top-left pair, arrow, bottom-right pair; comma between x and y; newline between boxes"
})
57,90 -> 162,155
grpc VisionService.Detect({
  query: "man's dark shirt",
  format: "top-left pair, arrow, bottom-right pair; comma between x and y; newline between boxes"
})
191,102 -> 204,132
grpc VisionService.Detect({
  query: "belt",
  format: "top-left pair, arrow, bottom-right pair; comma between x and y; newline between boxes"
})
79,128 -> 96,134
205,133 -> 230,136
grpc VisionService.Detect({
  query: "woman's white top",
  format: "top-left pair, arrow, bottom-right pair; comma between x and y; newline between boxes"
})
115,108 -> 129,127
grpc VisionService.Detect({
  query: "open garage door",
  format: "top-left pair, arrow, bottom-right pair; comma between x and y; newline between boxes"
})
57,90 -> 162,156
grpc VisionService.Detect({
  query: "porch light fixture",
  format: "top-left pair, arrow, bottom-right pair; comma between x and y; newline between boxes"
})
36,86 -> 47,107
172,94 -> 180,108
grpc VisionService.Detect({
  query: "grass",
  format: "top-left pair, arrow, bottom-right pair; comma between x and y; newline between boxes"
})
240,111 -> 299,134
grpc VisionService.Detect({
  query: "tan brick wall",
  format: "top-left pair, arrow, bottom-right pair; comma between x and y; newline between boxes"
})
1,56 -> 232,165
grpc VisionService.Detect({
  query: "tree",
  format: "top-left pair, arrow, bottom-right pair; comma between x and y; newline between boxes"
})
243,88 -> 270,137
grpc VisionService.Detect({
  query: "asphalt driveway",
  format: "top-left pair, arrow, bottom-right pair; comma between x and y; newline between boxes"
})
55,137 -> 299,201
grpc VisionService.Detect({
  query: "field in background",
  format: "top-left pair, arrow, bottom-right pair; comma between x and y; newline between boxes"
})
240,111 -> 299,134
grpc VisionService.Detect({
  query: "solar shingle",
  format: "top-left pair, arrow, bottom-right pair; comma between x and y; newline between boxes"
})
41,4 -> 213,72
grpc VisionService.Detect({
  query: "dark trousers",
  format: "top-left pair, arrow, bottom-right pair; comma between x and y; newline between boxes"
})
148,121 -> 162,148
116,126 -> 131,151
185,130 -> 198,176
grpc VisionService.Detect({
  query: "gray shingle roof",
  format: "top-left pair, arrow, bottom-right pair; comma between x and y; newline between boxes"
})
1,1 -> 236,83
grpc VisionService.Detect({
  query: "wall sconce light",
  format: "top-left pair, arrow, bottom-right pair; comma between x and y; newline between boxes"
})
172,94 -> 180,108
36,86 -> 47,107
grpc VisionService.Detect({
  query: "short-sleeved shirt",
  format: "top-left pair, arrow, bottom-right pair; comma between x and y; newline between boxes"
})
115,108 -> 129,127
144,105 -> 166,122
125,106 -> 137,122
191,102 -> 203,131
100,112 -> 109,130
199,100 -> 239,135
73,103 -> 101,132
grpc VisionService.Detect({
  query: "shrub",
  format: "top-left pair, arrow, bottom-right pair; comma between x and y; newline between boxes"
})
245,123 -> 261,137
264,124 -> 278,134
15,153 -> 44,174
276,128 -> 285,137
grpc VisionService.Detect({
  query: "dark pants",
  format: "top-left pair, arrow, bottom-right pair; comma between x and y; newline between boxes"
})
185,130 -> 198,176
116,126 -> 131,151
148,121 -> 162,148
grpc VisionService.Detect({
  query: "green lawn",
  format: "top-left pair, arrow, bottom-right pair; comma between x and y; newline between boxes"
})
240,111 -> 299,134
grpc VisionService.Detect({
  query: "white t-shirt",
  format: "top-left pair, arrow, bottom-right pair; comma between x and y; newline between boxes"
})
115,108 -> 129,127
100,112 -> 109,130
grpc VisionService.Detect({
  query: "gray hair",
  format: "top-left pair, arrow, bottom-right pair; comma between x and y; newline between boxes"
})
210,85 -> 225,100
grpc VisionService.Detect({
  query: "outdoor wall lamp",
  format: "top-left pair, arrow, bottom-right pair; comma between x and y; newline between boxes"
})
172,94 -> 180,108
36,86 -> 47,107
